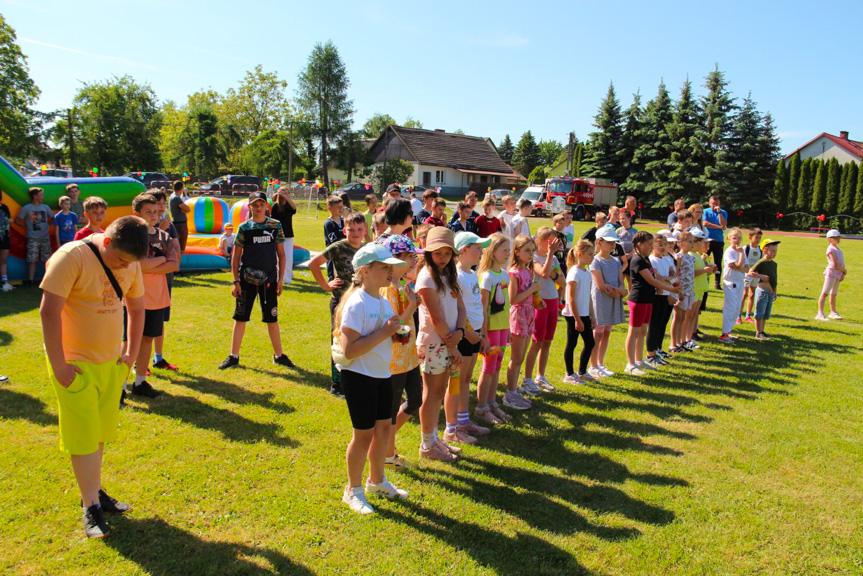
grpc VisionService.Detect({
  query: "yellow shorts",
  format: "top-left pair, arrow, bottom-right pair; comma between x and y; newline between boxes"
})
47,356 -> 130,455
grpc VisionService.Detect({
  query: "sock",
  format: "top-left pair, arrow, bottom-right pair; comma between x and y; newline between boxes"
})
134,374 -> 146,385
457,411 -> 469,427
432,427 -> 439,439
384,455 -> 396,463
154,353 -> 163,363
445,422 -> 457,434
477,402 -> 487,409
421,432 -> 437,450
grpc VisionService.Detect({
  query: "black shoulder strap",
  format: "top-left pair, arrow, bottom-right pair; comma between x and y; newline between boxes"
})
83,238 -> 123,300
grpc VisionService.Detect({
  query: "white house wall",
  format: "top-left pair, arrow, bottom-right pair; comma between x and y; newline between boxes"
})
787,137 -> 861,165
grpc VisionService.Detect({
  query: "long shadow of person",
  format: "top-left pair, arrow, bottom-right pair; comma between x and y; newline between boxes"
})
0,388 -> 55,427
377,501 -> 604,576
105,516 -> 314,575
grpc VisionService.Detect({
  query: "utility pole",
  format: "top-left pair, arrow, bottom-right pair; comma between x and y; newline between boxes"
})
68,108 -> 77,176
568,131 -> 575,177
288,119 -> 293,183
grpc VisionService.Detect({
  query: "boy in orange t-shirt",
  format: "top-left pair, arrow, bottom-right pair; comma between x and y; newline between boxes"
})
40,215 -> 149,538
129,193 -> 179,399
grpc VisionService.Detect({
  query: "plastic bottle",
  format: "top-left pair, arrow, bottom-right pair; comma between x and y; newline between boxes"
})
448,367 -> 460,395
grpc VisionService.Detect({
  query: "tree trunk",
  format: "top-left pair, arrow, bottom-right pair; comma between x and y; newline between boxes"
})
321,131 -> 329,191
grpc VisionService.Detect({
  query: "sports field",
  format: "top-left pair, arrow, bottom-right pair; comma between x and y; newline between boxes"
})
1,216 -> 861,575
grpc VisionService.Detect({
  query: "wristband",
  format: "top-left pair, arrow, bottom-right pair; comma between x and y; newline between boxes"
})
233,280 -> 240,284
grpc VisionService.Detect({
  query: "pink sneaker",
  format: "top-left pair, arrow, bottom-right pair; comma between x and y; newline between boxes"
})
419,441 -> 456,462
437,437 -> 462,454
474,405 -> 502,426
444,427 -> 477,445
489,403 -> 513,422
744,316 -> 756,324
735,317 -> 742,325
462,420 -> 491,437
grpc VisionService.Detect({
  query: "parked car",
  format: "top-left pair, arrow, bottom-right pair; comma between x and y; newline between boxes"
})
124,172 -> 171,187
199,175 -> 262,195
337,182 -> 376,200
399,184 -> 430,199
488,188 -> 518,205
28,168 -> 73,178
519,186 -> 549,216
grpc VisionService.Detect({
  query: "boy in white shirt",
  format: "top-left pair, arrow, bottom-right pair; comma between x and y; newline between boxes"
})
510,199 -> 532,238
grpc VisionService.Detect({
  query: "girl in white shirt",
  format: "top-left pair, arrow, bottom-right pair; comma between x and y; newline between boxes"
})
720,228 -> 747,341
334,244 -> 408,514
416,227 -> 466,463
563,240 -> 597,384
443,232 -> 492,446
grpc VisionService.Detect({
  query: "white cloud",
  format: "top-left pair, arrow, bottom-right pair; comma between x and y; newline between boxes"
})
19,37 -> 171,73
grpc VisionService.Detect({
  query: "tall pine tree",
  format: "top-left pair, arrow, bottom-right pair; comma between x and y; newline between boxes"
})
796,158 -> 812,212
695,65 -> 735,199
726,92 -> 762,207
581,82 -> 624,183
618,91 -> 645,199
498,134 -> 514,164
665,79 -> 701,203
773,160 -> 788,210
512,131 -> 541,178
754,112 -> 782,207
810,160 -> 826,213
626,82 -> 674,207
854,160 -> 863,217
786,153 -> 801,210
838,161 -> 857,214
825,158 -> 841,213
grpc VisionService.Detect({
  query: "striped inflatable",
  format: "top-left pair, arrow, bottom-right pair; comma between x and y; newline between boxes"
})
230,197 -> 272,231
186,196 -> 229,234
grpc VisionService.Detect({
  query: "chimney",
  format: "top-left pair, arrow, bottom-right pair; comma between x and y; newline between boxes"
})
434,129 -> 445,133
839,130 -> 849,140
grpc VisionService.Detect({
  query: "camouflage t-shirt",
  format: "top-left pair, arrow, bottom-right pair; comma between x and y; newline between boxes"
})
321,239 -> 359,301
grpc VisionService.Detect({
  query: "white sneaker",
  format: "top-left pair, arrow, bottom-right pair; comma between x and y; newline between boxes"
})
562,373 -> 584,385
342,486 -> 374,514
828,312 -> 843,320
638,361 -> 657,371
587,367 -> 604,380
503,390 -> 531,410
599,364 -> 615,377
365,476 -> 408,501
580,371 -> 599,383
814,313 -> 829,321
1,282 -> 13,292
519,377 -> 540,396
685,340 -> 701,350
535,375 -> 556,391
624,364 -> 646,376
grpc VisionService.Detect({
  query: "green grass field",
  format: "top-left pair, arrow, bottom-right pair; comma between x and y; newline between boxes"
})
1,215 -> 861,575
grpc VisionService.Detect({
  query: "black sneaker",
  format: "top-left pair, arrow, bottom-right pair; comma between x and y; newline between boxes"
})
80,489 -> 132,514
218,355 -> 239,370
656,349 -> 670,359
329,382 -> 345,399
82,505 -> 109,539
692,333 -> 703,341
273,354 -> 295,368
131,381 -> 160,398
120,389 -> 126,408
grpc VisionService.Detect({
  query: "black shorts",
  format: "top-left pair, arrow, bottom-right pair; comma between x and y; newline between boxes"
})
340,370 -> 393,430
0,234 -> 9,250
391,366 -> 422,423
143,308 -> 166,338
163,279 -> 173,322
457,336 -> 481,356
233,280 -> 278,323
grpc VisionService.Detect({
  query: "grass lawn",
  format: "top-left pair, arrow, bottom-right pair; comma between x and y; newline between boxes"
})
1,214 -> 862,575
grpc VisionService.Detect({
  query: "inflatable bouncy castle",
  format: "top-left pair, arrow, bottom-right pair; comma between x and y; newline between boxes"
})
0,155 -> 310,281
0,155 -> 145,282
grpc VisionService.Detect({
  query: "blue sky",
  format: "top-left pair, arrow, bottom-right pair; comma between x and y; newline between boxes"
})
3,0 -> 860,154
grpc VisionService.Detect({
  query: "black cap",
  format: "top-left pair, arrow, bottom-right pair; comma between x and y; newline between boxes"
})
249,191 -> 268,203
386,183 -> 401,194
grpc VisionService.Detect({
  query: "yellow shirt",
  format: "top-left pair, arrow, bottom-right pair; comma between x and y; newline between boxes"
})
40,240 -> 144,363
381,284 -> 419,374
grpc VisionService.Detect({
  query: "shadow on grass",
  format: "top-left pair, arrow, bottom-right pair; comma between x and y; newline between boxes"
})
0,287 -> 41,319
0,387 -> 54,426
105,516 -> 314,575
130,392 -> 298,448
246,365 -> 333,393
159,373 -> 296,414
378,501 -> 602,576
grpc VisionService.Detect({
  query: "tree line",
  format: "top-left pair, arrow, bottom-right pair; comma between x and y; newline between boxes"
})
774,154 -> 863,229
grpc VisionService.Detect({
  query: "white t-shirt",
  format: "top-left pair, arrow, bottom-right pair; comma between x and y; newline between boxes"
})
457,268 -> 484,331
533,252 -> 561,299
650,254 -> 676,297
562,224 -> 575,246
501,211 -> 516,238
563,266 -> 591,318
510,214 -> 530,238
723,246 -> 745,283
416,267 -> 459,349
743,244 -> 762,288
337,289 -> 395,378
410,197 -> 423,217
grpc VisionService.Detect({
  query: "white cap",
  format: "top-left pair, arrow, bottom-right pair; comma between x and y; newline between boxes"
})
826,229 -> 841,238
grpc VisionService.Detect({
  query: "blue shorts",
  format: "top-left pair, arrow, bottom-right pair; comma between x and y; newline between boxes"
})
754,287 -> 774,320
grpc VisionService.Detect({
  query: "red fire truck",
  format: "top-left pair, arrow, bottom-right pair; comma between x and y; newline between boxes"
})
546,177 -> 619,221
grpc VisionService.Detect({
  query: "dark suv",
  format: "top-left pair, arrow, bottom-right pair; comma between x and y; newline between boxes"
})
199,175 -> 262,195
124,172 -> 172,188
338,182 -> 376,200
